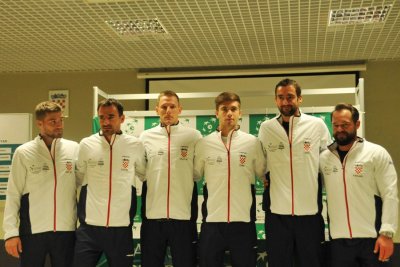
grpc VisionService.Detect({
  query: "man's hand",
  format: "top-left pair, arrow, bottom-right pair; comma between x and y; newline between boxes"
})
374,235 -> 394,262
5,237 -> 22,258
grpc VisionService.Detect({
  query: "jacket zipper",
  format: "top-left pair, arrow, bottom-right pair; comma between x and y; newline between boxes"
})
166,126 -> 171,219
288,117 -> 295,216
106,135 -> 116,227
222,132 -> 234,222
49,140 -> 57,232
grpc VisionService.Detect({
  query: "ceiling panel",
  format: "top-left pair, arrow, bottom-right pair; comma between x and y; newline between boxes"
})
0,0 -> 399,73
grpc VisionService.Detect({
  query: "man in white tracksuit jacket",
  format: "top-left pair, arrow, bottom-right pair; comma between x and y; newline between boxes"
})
139,90 -> 202,267
3,101 -> 78,267
194,92 -> 266,267
258,78 -> 331,267
320,103 -> 398,266
73,98 -> 146,267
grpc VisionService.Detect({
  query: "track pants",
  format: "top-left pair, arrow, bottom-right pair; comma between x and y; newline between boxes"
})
330,238 -> 390,267
140,219 -> 198,267
265,212 -> 324,267
73,224 -> 133,267
199,222 -> 257,267
20,231 -> 75,267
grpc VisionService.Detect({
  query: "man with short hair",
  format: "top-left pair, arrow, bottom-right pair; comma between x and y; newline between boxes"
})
3,101 -> 78,267
73,98 -> 146,267
139,90 -> 202,267
194,92 -> 266,267
320,103 -> 398,266
258,78 -> 331,267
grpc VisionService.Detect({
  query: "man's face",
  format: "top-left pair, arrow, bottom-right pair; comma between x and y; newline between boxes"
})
275,85 -> 302,117
98,105 -> 125,138
37,111 -> 64,139
156,95 -> 182,126
216,101 -> 241,130
332,109 -> 359,146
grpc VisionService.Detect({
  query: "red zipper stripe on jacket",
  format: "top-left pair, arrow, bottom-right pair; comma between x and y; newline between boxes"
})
166,126 -> 171,219
50,140 -> 57,232
342,157 -> 353,238
223,133 -> 234,223
289,117 -> 295,216
106,136 -> 116,227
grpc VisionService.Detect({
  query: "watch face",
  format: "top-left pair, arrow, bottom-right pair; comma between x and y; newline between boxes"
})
381,231 -> 394,238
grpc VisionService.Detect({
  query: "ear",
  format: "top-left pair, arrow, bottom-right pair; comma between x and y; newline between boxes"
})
36,119 -> 43,128
355,120 -> 360,130
155,105 -> 160,115
120,114 -> 125,124
178,104 -> 182,114
298,95 -> 303,104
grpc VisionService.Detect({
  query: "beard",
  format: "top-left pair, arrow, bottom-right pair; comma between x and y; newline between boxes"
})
279,105 -> 297,117
334,131 -> 357,146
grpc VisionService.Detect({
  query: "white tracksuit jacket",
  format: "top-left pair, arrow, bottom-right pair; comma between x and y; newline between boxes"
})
258,113 -> 331,215
194,129 -> 266,222
3,136 -> 78,240
139,123 -> 202,220
320,138 -> 398,239
76,133 -> 146,227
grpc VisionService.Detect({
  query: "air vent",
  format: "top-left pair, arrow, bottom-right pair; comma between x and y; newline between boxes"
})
329,5 -> 392,26
85,0 -> 137,3
106,19 -> 168,36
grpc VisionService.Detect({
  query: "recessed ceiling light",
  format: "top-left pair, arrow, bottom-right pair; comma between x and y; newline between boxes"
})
105,19 -> 168,36
85,0 -> 137,3
329,5 -> 392,26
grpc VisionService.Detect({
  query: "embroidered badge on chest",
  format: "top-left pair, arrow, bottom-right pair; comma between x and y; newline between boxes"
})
354,163 -> 364,177
65,161 -> 73,173
239,153 -> 247,166
122,157 -> 129,170
303,138 -> 312,153
180,146 -> 188,160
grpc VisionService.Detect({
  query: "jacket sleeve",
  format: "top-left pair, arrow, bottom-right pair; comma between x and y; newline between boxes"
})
76,142 -> 87,187
375,147 -> 399,234
135,140 -> 147,182
319,119 -> 332,152
3,148 -> 26,240
254,138 -> 267,180
193,140 -> 204,182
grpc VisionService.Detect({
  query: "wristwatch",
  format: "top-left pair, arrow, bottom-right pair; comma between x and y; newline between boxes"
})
380,231 -> 394,239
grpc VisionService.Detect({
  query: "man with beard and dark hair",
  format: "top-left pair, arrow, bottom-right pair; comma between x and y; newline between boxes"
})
258,78 -> 331,267
73,98 -> 146,267
320,103 -> 398,267
3,101 -> 78,267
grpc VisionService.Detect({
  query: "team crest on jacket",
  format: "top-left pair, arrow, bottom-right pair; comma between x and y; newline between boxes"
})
239,153 -> 247,166
180,146 -> 188,160
121,157 -> 130,171
354,162 -> 364,177
303,139 -> 311,153
65,161 -> 73,173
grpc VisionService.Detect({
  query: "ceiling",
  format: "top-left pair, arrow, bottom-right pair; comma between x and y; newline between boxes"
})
1,0 -> 399,73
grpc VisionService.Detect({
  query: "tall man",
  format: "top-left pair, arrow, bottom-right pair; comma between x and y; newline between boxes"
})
73,98 -> 146,267
139,90 -> 202,267
258,78 -> 331,267
3,101 -> 78,267
194,92 -> 265,267
320,103 -> 398,266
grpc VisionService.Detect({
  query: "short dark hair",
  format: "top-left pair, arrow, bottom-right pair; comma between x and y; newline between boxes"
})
275,78 -> 301,97
331,103 -> 359,123
157,90 -> 180,105
97,98 -> 124,116
35,101 -> 62,120
214,92 -> 241,109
